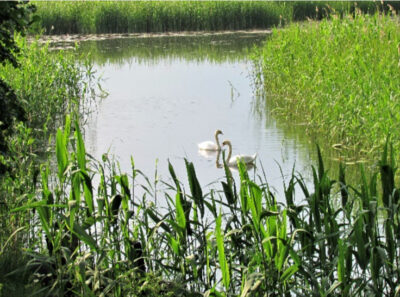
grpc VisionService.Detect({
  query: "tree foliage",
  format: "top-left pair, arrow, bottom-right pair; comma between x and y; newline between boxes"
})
0,1 -> 36,159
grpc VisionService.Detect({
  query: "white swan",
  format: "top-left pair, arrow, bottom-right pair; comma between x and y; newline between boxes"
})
198,130 -> 223,151
222,140 -> 257,166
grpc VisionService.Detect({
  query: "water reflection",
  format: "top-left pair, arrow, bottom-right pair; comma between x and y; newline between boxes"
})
81,32 -> 314,201
75,31 -> 270,65
198,148 -> 256,175
198,149 -> 218,160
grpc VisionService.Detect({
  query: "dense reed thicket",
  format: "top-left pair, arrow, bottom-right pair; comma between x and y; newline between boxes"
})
1,38 -> 98,136
0,36 -> 99,210
31,1 -> 288,34
2,115 -> 400,296
253,12 -> 400,160
0,38 -> 101,296
31,1 -> 400,35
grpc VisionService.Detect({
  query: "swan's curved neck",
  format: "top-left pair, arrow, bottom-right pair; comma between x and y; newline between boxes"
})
216,151 -> 222,168
225,142 -> 232,163
215,133 -> 221,150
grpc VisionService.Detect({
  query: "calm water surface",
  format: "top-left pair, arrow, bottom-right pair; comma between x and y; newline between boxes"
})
82,33 -> 313,199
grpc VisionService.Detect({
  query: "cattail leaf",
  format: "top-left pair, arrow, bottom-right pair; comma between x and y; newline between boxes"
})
316,144 -> 324,181
295,174 -> 310,198
166,234 -> 180,256
339,162 -> 348,208
168,160 -> 181,193
145,208 -> 172,233
221,181 -> 235,206
203,198 -> 217,218
175,192 -> 187,232
63,114 -> 71,144
74,120 -> 86,173
71,171 -> 81,205
325,281 -> 342,296
66,218 -> 98,252
353,216 -> 367,270
289,248 -> 301,267
185,159 -> 204,218
80,170 -> 94,215
259,210 -> 279,221
280,264 -> 298,283
56,128 -> 68,180
385,222 -> 395,264
110,194 -> 122,222
11,201 -> 66,212
284,175 -> 295,207
277,210 -> 288,271
216,212 -> 230,290
337,239 -> 345,283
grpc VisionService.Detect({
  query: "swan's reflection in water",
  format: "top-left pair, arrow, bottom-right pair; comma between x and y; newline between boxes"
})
198,149 -> 218,159
198,149 -> 255,172
224,162 -> 255,172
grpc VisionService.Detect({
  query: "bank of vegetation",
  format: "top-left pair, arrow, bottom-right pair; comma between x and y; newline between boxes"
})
0,26 -> 100,297
3,113 -> 400,296
253,11 -> 400,160
31,1 -> 398,35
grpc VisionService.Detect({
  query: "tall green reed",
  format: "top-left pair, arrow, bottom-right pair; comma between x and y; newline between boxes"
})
252,11 -> 400,161
32,1 -> 290,35
4,113 -> 400,296
31,1 -> 400,35
0,35 -> 101,295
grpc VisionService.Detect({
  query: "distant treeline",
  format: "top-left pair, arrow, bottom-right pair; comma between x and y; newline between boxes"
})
31,1 -> 400,35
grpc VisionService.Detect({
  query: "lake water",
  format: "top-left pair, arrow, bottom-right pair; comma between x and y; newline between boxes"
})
80,32 -> 314,200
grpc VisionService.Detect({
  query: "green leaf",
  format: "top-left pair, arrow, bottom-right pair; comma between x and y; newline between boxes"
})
166,234 -> 180,256
280,265 -> 298,283
325,281 -> 342,296
337,239 -> 345,283
67,219 -> 98,252
176,192 -> 187,232
56,128 -> 68,180
216,212 -> 230,290
185,159 -> 204,218
74,120 -> 86,173
110,194 -> 122,223
81,170 -> 94,215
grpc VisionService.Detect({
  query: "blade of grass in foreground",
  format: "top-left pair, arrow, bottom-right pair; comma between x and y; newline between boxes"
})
216,212 -> 230,291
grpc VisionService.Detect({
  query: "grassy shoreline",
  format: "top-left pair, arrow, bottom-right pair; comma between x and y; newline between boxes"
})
31,1 -> 398,35
0,37 -> 100,296
253,12 -> 400,161
31,1 -> 288,34
2,115 -> 400,296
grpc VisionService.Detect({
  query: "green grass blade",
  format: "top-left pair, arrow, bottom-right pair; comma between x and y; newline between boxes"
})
175,192 -> 187,233
185,159 -> 204,218
55,127 -> 68,180
74,120 -> 86,173
216,212 -> 230,290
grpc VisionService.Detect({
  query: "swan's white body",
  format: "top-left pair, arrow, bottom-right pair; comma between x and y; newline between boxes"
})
198,130 -> 223,151
222,140 -> 257,166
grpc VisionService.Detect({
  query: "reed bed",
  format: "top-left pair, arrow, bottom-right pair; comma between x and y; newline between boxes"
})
0,36 -> 99,144
32,1 -> 399,35
0,37 -> 101,296
2,114 -> 400,296
252,12 -> 400,160
31,1 -> 289,35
